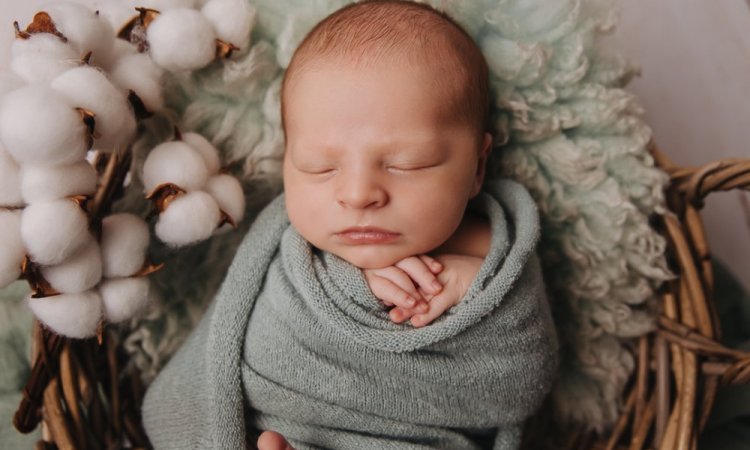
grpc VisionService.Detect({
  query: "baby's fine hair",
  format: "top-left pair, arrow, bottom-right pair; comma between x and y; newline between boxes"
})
281,0 -> 490,135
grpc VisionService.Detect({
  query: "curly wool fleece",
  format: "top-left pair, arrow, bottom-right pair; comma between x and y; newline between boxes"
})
122,0 -> 670,433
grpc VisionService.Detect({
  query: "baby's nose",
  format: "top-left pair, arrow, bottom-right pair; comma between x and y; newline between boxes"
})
335,171 -> 387,209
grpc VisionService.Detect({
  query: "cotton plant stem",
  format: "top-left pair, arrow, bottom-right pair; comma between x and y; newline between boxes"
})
41,378 -> 76,450
13,328 -> 64,433
59,344 -> 86,450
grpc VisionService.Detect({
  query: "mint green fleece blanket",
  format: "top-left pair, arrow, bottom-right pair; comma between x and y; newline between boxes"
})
142,179 -> 558,449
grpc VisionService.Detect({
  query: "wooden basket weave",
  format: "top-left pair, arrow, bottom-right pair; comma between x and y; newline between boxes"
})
12,145 -> 750,450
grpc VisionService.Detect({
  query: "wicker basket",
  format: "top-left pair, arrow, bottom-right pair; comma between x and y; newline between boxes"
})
12,145 -> 750,450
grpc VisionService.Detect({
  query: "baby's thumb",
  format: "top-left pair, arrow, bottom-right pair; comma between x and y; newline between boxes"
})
257,430 -> 295,450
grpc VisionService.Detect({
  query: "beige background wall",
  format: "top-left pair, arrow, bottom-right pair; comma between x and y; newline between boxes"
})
1,0 -> 748,291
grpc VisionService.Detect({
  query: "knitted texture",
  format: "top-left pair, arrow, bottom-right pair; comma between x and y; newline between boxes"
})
142,179 -> 558,449
126,0 -> 670,432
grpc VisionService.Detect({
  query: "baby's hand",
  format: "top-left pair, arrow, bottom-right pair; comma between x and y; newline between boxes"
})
408,254 -> 482,327
363,255 -> 444,323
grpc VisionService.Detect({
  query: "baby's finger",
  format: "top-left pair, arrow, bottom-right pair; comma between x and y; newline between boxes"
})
369,274 -> 419,310
409,292 -> 456,328
418,254 -> 443,274
389,301 -> 429,324
395,256 -> 442,295
374,266 -> 421,299
417,287 -> 435,302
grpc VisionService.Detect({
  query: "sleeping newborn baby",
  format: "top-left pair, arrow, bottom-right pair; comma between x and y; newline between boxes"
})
142,1 -> 558,449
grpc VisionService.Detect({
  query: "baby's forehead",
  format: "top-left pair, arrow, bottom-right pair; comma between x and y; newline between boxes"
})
281,1 -> 489,135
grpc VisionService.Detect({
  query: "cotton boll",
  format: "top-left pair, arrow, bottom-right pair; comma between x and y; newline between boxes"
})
109,52 -> 164,113
10,33 -> 80,84
27,290 -> 102,338
0,85 -> 89,166
201,0 -> 256,48
0,71 -> 24,97
21,199 -> 91,266
147,9 -> 216,72
21,161 -> 97,203
142,141 -> 209,194
100,277 -> 150,323
182,132 -> 221,174
155,191 -> 221,247
100,213 -> 149,278
205,174 -> 244,229
0,211 -> 24,289
0,146 -> 23,207
41,237 -> 102,294
43,3 -> 115,63
51,66 -> 136,152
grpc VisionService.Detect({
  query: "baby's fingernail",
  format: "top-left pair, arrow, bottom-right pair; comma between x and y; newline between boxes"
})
431,281 -> 442,292
417,302 -> 429,313
405,297 -> 416,307
432,261 -> 442,270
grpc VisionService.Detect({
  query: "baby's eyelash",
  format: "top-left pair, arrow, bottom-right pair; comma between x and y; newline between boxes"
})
301,167 -> 335,175
386,163 -> 437,172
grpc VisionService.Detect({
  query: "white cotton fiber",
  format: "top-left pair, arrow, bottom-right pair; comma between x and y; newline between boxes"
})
21,199 -> 91,266
10,33 -> 79,84
95,38 -> 137,73
128,0 -> 201,12
109,52 -> 164,113
51,66 -> 136,152
27,290 -> 102,338
99,276 -> 150,323
41,237 -> 102,294
0,71 -> 24,97
155,191 -> 220,247
0,85 -> 89,166
0,211 -> 25,289
142,141 -> 209,194
42,3 -> 115,64
21,161 -> 97,203
182,132 -> 221,174
201,0 -> 256,48
205,174 -> 244,228
0,146 -> 23,207
100,213 -> 149,278
147,8 -> 216,72
94,1 -> 140,35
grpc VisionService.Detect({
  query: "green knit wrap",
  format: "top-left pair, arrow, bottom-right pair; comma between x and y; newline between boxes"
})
142,179 -> 557,449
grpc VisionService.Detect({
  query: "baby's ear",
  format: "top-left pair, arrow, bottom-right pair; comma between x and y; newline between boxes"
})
472,132 -> 493,196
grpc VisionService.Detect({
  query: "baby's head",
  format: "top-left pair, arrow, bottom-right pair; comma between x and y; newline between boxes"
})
282,0 -> 492,269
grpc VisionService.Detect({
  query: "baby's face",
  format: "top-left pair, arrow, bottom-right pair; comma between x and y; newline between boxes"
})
283,59 -> 490,269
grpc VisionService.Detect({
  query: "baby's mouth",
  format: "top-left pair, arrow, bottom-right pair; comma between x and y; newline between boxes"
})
335,227 -> 400,244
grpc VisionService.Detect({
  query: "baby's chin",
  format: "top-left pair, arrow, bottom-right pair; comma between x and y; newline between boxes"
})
326,246 -> 415,270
